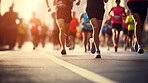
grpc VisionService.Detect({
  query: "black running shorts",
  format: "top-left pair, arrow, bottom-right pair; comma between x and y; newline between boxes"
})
127,1 -> 148,20
86,0 -> 105,20
112,23 -> 123,32
128,30 -> 134,38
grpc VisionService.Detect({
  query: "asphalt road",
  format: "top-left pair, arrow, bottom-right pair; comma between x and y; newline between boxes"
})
0,42 -> 148,83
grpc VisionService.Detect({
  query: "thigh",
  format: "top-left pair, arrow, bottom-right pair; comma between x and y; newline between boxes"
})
56,19 -> 65,29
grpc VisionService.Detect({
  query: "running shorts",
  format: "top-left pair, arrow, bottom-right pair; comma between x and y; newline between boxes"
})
106,28 -> 112,37
127,1 -> 148,20
82,28 -> 93,33
56,8 -> 72,23
86,1 -> 105,20
69,31 -> 76,38
128,30 -> 134,38
112,23 -> 123,32
123,28 -> 128,35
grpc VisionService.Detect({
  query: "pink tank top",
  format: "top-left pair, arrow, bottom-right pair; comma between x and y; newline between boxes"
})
111,6 -> 123,24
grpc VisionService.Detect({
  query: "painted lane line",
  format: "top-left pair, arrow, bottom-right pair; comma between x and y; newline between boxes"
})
39,52 -> 117,83
0,52 -> 9,55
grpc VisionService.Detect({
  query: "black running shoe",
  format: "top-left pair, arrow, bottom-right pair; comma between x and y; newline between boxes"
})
137,46 -> 144,54
95,50 -> 101,58
61,49 -> 66,55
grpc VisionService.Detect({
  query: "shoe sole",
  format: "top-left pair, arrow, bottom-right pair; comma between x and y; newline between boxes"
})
138,49 -> 144,54
95,55 -> 101,58
61,50 -> 67,55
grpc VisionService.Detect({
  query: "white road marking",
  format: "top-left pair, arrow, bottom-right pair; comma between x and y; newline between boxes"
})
0,52 -> 9,55
39,52 -> 117,83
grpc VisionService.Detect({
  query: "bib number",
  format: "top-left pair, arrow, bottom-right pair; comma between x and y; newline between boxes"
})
114,15 -> 120,20
86,22 -> 92,28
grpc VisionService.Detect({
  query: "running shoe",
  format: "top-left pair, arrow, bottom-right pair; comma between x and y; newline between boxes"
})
66,37 -> 71,47
88,45 -> 90,51
130,48 -> 135,52
91,43 -> 96,54
137,46 -> 144,54
134,38 -> 138,52
107,47 -> 110,51
95,50 -> 101,58
114,44 -> 118,52
69,47 -> 74,50
61,49 -> 66,55
33,46 -> 36,50
124,45 -> 127,51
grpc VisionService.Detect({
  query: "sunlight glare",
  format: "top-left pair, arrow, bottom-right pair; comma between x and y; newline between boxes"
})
27,2 -> 37,11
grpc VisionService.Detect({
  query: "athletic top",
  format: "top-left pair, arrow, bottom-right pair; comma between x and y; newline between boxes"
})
111,6 -> 123,24
106,20 -> 112,26
126,15 -> 135,31
128,0 -> 148,2
102,20 -> 111,31
69,18 -> 79,33
41,24 -> 48,35
54,0 -> 73,9
87,0 -> 104,8
29,18 -> 41,33
18,22 -> 26,34
83,13 -> 93,30
3,11 -> 18,29
123,17 -> 128,29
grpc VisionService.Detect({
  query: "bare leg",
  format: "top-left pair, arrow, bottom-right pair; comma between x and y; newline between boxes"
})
112,29 -> 117,45
116,30 -> 120,45
56,19 -> 66,50
64,23 -> 70,37
132,13 -> 143,47
82,32 -> 88,52
90,18 -> 102,51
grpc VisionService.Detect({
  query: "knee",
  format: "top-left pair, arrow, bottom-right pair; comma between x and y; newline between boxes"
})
59,28 -> 64,33
93,28 -> 99,34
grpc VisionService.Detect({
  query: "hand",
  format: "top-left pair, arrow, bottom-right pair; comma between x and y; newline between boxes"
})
76,0 -> 80,6
104,0 -> 108,3
47,7 -> 51,12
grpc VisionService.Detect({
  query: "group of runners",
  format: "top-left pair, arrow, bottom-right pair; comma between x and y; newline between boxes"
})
45,0 -> 148,58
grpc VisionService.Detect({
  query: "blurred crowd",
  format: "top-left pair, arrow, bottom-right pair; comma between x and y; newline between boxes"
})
0,1 -> 147,53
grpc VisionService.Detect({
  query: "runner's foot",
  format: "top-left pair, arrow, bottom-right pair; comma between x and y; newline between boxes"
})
137,46 -> 144,54
95,50 -> 101,58
134,38 -> 138,52
114,44 -> 118,52
91,43 -> 96,54
61,49 -> 66,55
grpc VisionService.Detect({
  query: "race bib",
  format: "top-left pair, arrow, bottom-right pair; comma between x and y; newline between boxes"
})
86,22 -> 92,28
114,15 -> 120,20
57,0 -> 67,8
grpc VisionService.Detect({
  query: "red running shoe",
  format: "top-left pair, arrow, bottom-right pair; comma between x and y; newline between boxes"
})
114,44 -> 118,52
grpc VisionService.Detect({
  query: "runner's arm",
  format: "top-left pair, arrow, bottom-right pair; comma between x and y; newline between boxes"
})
108,7 -> 114,16
79,13 -> 84,25
121,7 -> 126,17
76,0 -> 80,6
45,0 -> 51,12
